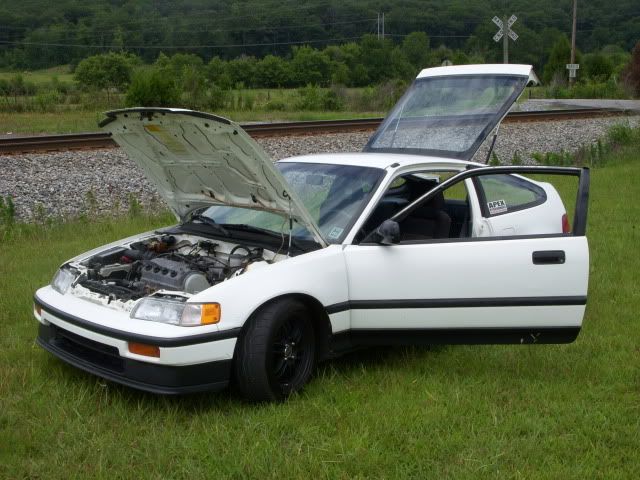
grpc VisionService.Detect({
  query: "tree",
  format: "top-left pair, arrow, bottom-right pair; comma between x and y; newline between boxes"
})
255,55 -> 291,88
74,52 -> 135,102
155,53 -> 204,79
206,56 -> 232,89
583,53 -> 614,81
358,35 -> 396,84
622,41 -> 640,96
543,36 -> 580,84
181,66 -> 206,108
290,46 -> 331,86
226,56 -> 258,88
402,32 -> 430,69
126,68 -> 180,107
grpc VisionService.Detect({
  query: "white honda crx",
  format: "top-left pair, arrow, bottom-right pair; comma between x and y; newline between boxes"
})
34,65 -> 589,401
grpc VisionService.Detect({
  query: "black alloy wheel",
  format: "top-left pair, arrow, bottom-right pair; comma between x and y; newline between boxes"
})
234,299 -> 316,402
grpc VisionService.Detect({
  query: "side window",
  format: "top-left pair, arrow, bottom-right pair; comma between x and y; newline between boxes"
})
475,174 -> 546,217
398,173 -> 472,241
358,170 -> 472,243
360,167 -> 586,245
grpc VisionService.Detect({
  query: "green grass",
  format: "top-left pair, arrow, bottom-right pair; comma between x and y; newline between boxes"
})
0,65 -> 74,85
2,150 -> 640,478
0,111 -> 104,135
0,110 -> 383,135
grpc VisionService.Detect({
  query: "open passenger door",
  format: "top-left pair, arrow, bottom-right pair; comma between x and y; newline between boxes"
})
342,166 -> 589,345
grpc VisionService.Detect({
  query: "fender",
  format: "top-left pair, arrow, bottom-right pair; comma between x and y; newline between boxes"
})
188,245 -> 350,332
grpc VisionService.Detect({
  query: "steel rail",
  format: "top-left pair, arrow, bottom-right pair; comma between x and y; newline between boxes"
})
0,107 -> 631,154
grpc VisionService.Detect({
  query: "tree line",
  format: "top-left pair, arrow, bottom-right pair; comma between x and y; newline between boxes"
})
0,0 -> 638,71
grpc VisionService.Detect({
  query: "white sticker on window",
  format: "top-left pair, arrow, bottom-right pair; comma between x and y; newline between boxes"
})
327,226 -> 344,239
487,199 -> 507,214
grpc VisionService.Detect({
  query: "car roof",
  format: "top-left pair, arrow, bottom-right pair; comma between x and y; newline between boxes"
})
277,152 -> 477,171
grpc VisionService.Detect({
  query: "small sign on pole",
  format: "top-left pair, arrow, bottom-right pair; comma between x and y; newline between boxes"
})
566,63 -> 580,78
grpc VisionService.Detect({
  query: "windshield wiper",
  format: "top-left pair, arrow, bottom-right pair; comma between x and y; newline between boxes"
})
185,214 -> 231,237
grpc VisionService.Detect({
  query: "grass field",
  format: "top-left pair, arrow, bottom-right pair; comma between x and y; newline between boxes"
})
0,110 -> 384,135
0,65 -> 74,85
1,149 -> 639,477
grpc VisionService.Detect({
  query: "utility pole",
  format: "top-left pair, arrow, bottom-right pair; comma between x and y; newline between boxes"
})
569,0 -> 578,85
377,13 -> 380,40
492,15 -> 518,64
382,12 -> 385,39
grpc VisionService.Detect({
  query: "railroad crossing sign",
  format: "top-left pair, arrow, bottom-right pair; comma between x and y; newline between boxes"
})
493,14 -> 518,63
566,63 -> 580,78
493,15 -> 518,42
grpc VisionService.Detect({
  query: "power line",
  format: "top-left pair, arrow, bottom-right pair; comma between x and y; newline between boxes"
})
0,35 -> 368,50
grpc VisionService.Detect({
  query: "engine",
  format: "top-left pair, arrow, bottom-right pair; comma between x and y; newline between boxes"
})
139,257 -> 210,293
76,235 -> 264,301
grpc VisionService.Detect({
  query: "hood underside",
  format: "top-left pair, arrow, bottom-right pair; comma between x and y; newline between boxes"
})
100,108 -> 327,246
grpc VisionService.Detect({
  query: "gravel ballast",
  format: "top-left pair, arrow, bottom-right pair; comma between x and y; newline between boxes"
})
1,115 -> 638,222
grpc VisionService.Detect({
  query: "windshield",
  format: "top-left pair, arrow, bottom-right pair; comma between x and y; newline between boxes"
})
195,162 -> 383,244
364,74 -> 528,160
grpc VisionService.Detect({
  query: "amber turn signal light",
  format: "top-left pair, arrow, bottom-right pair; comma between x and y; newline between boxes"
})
128,342 -> 160,358
201,303 -> 221,325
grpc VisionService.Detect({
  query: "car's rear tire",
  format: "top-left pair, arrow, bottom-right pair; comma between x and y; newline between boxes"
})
234,299 -> 316,402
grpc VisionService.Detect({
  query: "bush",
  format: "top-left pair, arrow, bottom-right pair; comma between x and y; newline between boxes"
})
295,85 -> 343,111
541,77 -> 628,100
125,68 -> 180,107
34,90 -> 61,112
75,52 -> 134,92
622,41 -> 640,96
583,53 -> 614,81
207,84 -> 229,110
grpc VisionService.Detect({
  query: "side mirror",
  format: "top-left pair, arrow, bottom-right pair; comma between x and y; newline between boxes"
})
375,220 -> 400,245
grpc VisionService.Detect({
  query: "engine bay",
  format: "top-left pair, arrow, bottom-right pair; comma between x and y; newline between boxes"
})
69,234 -> 277,305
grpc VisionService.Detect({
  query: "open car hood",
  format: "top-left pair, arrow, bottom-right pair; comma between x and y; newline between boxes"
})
364,64 -> 538,160
100,108 -> 327,247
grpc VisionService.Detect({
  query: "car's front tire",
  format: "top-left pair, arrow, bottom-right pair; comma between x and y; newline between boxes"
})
234,299 -> 316,402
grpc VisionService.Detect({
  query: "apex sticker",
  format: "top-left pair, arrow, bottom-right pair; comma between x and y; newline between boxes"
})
487,199 -> 507,214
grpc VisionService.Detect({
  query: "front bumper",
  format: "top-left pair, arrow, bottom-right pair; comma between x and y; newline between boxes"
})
35,293 -> 239,395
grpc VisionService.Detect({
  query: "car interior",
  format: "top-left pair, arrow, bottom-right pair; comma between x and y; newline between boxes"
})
358,172 -> 472,242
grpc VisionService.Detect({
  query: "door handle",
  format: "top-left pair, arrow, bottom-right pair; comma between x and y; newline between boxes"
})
532,250 -> 565,265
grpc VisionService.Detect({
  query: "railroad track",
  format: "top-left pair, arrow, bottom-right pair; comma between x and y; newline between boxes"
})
0,107 -> 631,154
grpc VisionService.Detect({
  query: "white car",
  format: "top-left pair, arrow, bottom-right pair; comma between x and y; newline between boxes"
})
34,65 -> 590,401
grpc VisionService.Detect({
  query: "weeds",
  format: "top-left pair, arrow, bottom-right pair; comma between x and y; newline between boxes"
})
127,193 -> 142,217
84,189 -> 99,217
511,151 -> 523,166
0,195 -> 16,236
532,122 -> 640,167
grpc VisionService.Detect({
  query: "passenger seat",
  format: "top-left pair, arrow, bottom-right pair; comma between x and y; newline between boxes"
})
401,191 -> 451,240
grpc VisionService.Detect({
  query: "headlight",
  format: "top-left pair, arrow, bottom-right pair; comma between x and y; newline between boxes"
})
130,298 -> 221,327
51,268 -> 76,295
